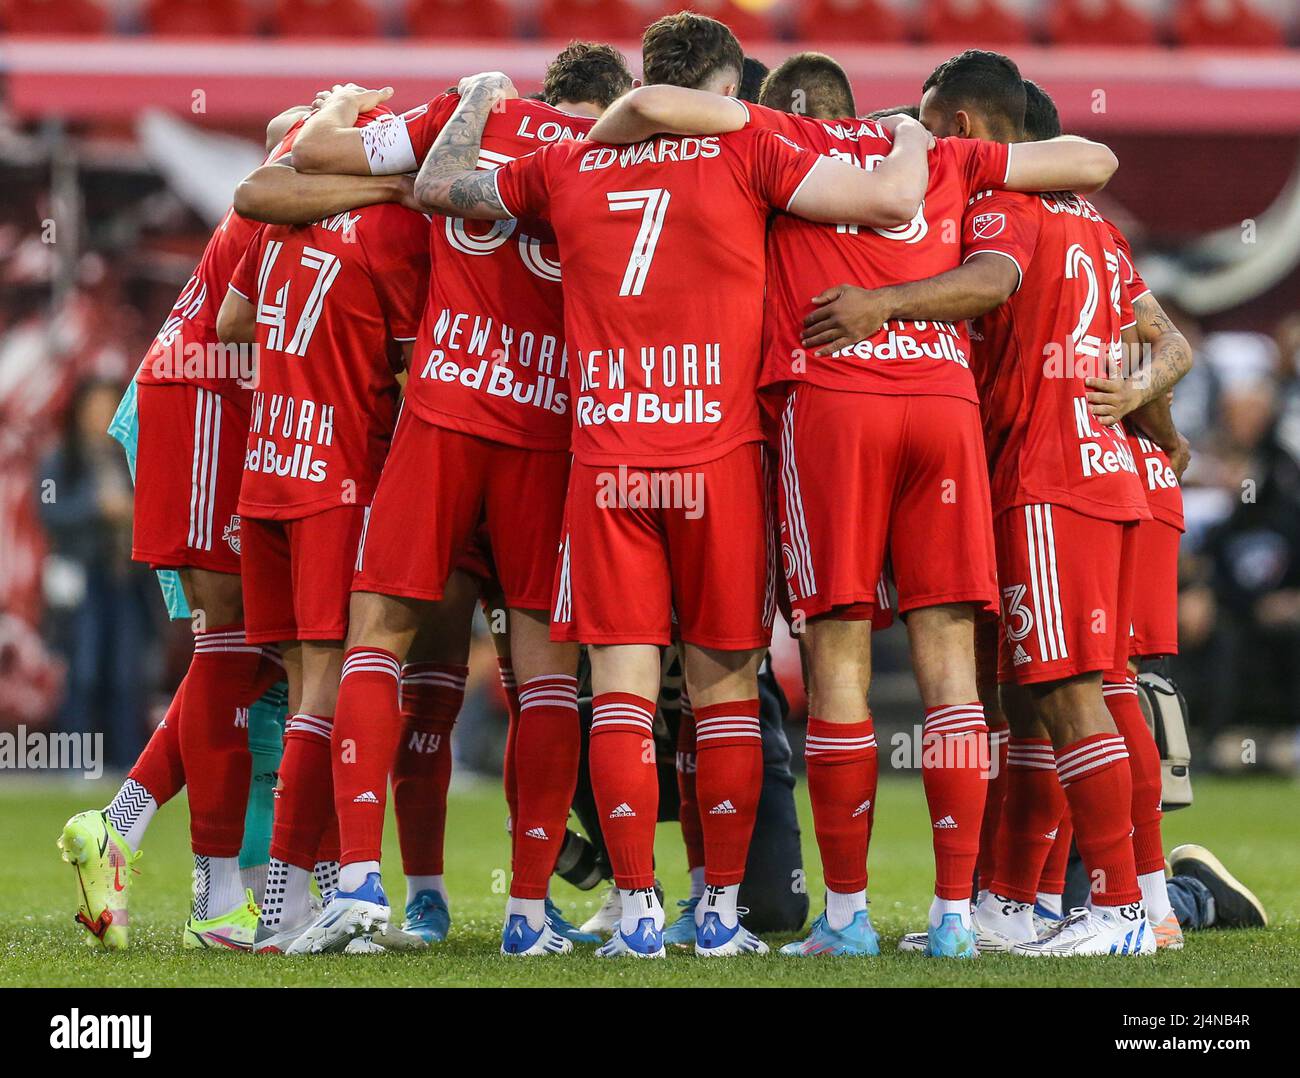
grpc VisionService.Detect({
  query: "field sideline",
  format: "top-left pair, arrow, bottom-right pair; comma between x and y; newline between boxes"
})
2,774 -> 1296,988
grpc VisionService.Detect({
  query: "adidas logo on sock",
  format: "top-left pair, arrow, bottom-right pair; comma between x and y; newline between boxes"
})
708,800 -> 737,815
933,814 -> 958,829
851,799 -> 872,818
1045,827 -> 1059,840
608,802 -> 636,819
352,790 -> 380,804
1013,644 -> 1031,666
524,826 -> 549,840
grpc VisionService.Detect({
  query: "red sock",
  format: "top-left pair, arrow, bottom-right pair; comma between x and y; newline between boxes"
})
179,624 -> 265,856
1055,733 -> 1141,906
675,696 -> 705,872
990,738 -> 1066,903
498,658 -> 520,828
694,699 -> 762,887
128,675 -> 187,805
332,648 -> 403,867
393,662 -> 466,877
588,693 -> 658,890
804,717 -> 877,894
316,805 -> 340,864
511,674 -> 581,898
270,713 -> 334,870
920,702 -> 989,900
1104,675 -> 1165,876
976,724 -> 1009,892
1038,807 -> 1074,897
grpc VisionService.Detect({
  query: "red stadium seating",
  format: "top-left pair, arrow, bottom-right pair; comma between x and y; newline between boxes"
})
406,0 -> 514,39
144,0 -> 258,37
538,0 -> 645,41
794,0 -> 907,44
1049,0 -> 1158,47
2,0 -> 109,35
1174,0 -> 1285,49
655,1 -> 777,47
271,0 -> 379,39
921,0 -> 1030,46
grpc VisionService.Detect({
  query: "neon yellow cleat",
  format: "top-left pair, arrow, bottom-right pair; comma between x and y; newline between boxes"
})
182,889 -> 261,951
57,810 -> 139,950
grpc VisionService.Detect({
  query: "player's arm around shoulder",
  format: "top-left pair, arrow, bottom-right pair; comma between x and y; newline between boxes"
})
414,72 -> 518,221
588,85 -> 749,144
291,83 -> 395,175
1004,135 -> 1118,195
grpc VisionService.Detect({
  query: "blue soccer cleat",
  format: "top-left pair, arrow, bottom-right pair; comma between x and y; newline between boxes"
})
501,913 -> 574,956
596,917 -> 665,958
286,871 -> 389,955
779,910 -> 879,957
696,910 -> 769,957
402,890 -> 450,944
926,912 -> 979,958
544,898 -> 600,944
663,897 -> 700,947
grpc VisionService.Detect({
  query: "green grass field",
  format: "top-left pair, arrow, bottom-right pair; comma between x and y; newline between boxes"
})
2,773 -> 1296,987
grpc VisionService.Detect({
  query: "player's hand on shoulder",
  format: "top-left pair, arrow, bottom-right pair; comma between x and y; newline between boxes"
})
881,114 -> 935,151
457,72 -> 518,104
801,284 -> 891,357
313,83 -> 395,114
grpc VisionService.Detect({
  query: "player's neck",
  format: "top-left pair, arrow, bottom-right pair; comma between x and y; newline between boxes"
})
553,100 -> 605,119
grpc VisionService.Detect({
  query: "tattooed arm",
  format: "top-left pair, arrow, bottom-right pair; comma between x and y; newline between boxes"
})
413,72 -> 517,220
1086,292 -> 1194,426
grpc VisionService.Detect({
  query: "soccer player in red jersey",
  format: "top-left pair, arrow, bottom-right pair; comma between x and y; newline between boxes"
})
797,50 -> 1160,956
57,106 -> 421,952
266,45 -> 636,957
590,50 -> 1119,958
215,109 -> 430,952
416,41 -> 933,956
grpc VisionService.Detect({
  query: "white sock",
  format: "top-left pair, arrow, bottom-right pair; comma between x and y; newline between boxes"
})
339,860 -> 380,894
976,891 -> 1035,942
825,888 -> 867,931
929,895 -> 971,930
1139,870 -> 1173,924
192,855 -> 244,920
1035,891 -> 1063,918
262,859 -> 313,929
698,883 -> 740,929
313,860 -> 339,901
506,896 -> 547,931
620,887 -> 664,935
688,866 -> 706,901
241,862 -> 269,906
103,779 -> 157,852
407,875 -> 447,908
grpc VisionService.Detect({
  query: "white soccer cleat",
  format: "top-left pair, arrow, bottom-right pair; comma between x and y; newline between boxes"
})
595,918 -> 665,958
897,930 -> 928,953
695,911 -> 769,957
970,896 -> 1035,953
500,913 -> 575,956
285,872 -> 390,955
1012,903 -> 1156,957
580,883 -> 623,937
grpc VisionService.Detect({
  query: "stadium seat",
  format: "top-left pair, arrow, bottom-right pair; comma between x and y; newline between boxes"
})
144,0 -> 259,36
793,0 -> 907,43
920,0 -> 1031,46
271,0 -> 379,39
1174,0 -> 1285,49
1048,0 -> 1158,47
538,0 -> 645,41
2,0 -> 109,35
406,0 -> 514,39
655,1 -> 779,45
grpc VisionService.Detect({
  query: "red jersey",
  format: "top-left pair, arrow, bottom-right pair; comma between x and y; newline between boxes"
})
963,189 -> 1150,522
136,124 -> 302,398
493,127 -> 821,467
1107,219 -> 1185,531
740,101 -> 1010,401
360,95 -> 593,450
228,202 -> 430,519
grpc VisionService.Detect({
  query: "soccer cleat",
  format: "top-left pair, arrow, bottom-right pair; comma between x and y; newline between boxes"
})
343,935 -> 387,954
580,883 -> 622,936
970,897 -> 1035,953
1012,903 -> 1156,956
663,897 -> 701,947
897,931 -> 927,954
1169,843 -> 1268,929
373,920 -> 429,951
500,913 -> 574,956
925,913 -> 978,958
695,910 -> 769,957
253,917 -> 310,955
401,889 -> 450,944
595,918 -> 665,958
1151,909 -> 1185,951
780,911 -> 879,957
1032,901 -> 1065,939
182,889 -> 260,951
58,810 -> 139,950
285,872 -> 390,955
545,898 -> 600,944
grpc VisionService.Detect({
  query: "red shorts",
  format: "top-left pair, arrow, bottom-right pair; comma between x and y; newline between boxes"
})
241,505 -> 367,644
995,503 -> 1139,685
353,413 -> 567,611
776,386 -> 997,623
552,442 -> 776,650
133,382 -> 248,574
1130,517 -> 1181,658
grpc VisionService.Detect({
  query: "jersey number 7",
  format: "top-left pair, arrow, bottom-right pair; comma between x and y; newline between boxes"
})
607,188 -> 671,297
